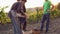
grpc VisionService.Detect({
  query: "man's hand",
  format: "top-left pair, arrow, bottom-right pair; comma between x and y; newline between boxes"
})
16,13 -> 29,18
50,4 -> 54,10
17,13 -> 25,17
47,9 -> 51,12
24,13 -> 29,18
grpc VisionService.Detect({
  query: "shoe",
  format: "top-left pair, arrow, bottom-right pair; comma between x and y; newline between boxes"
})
22,30 -> 25,34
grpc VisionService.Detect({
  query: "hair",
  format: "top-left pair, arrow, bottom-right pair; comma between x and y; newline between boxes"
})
17,0 -> 27,2
17,0 -> 20,1
45,0 -> 48,1
22,0 -> 27,2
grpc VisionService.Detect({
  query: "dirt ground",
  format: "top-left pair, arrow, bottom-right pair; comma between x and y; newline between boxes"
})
0,18 -> 60,34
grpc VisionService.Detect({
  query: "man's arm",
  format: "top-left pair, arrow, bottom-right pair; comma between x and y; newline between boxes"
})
50,4 -> 54,10
17,2 -> 27,17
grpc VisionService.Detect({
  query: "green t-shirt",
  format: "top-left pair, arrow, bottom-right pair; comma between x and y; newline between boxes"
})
44,1 -> 51,14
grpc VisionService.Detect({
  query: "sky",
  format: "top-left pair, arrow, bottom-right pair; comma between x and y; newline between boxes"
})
0,0 -> 60,12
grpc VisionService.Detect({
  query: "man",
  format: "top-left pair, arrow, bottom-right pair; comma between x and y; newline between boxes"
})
17,0 -> 27,31
40,0 -> 54,33
8,0 -> 27,34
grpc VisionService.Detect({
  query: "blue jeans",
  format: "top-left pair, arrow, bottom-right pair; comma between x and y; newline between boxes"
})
40,13 -> 50,32
11,16 -> 23,34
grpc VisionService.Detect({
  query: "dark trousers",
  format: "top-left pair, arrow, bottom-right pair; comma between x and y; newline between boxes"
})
40,13 -> 50,32
18,17 -> 27,30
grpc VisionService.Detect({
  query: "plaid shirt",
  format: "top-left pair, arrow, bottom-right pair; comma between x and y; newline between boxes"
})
8,1 -> 26,18
11,1 -> 26,15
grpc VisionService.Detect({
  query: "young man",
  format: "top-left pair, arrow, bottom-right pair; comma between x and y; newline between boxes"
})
17,0 -> 27,31
8,0 -> 27,34
40,0 -> 54,33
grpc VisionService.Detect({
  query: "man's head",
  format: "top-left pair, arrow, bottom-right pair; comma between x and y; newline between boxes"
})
45,0 -> 48,1
21,0 -> 27,4
17,0 -> 21,1
17,0 -> 27,4
21,0 -> 27,5
22,0 -> 27,2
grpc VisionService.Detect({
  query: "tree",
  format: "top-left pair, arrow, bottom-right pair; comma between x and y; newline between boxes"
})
0,6 -> 9,24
